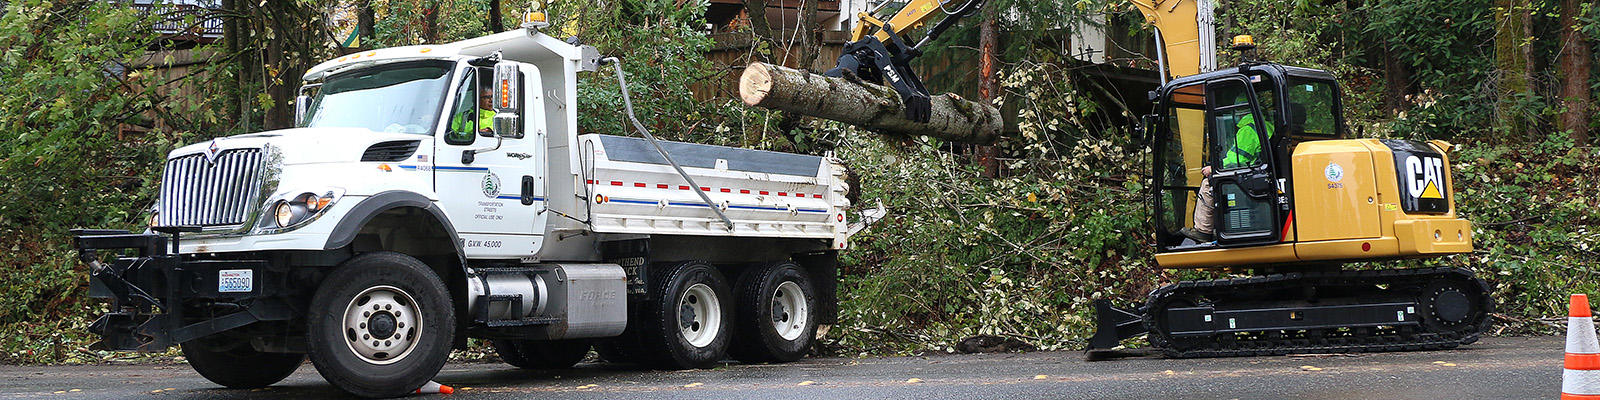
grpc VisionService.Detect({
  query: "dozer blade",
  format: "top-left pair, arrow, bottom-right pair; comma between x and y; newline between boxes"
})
1085,299 -> 1149,361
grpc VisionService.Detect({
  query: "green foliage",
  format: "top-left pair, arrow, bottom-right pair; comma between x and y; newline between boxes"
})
824,115 -> 1159,353
1450,139 -> 1600,331
0,0 -> 181,363
549,0 -> 740,146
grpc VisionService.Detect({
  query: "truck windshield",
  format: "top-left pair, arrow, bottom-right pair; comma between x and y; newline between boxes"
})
303,61 -> 453,134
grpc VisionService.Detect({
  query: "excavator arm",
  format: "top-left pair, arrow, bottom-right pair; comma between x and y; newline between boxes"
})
825,0 -> 984,122
1129,0 -> 1217,80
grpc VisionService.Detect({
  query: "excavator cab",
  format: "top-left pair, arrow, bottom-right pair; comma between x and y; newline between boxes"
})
1149,64 -> 1347,257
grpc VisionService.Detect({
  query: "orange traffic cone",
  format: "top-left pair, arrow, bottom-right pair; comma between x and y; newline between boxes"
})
1565,294 -> 1600,400
415,380 -> 454,395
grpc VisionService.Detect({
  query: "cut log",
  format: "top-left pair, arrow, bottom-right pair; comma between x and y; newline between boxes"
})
739,62 -> 1001,144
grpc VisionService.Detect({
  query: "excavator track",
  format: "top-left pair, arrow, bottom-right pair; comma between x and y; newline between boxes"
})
1142,267 -> 1492,358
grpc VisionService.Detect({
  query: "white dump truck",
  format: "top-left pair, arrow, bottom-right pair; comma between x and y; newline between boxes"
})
72,22 -> 877,398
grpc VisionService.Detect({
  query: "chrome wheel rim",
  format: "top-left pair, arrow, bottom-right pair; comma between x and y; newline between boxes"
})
772,281 -> 809,341
678,283 -> 722,348
342,285 -> 421,365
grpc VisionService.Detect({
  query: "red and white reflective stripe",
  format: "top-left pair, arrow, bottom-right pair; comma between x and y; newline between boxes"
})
585,179 -> 826,198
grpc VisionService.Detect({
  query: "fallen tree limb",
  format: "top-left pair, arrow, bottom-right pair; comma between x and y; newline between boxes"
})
738,62 -> 1001,144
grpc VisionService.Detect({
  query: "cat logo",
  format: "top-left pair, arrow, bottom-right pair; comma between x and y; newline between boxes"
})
1405,155 -> 1445,200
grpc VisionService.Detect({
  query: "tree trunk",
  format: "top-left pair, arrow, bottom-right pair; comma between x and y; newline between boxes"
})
1558,0 -> 1592,145
976,18 -> 1001,178
1493,0 -> 1532,138
741,0 -> 776,61
358,0 -> 375,44
739,62 -> 1001,144
488,0 -> 504,33
422,1 -> 440,43
221,0 -> 242,130
1381,43 -> 1411,115
798,0 -> 821,69
233,0 -> 256,132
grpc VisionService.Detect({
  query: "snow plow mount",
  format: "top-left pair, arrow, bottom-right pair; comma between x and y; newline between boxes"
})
72,227 -> 293,352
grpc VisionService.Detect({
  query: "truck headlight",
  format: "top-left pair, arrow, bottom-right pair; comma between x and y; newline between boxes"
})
273,201 -> 300,227
260,188 -> 344,231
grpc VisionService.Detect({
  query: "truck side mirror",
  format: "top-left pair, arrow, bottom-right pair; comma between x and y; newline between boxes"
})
492,62 -> 523,139
295,95 -> 310,127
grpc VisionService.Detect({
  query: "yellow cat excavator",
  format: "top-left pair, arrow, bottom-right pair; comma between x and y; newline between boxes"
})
1086,0 -> 1492,358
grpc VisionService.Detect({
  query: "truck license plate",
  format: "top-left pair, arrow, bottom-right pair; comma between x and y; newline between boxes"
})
218,269 -> 253,293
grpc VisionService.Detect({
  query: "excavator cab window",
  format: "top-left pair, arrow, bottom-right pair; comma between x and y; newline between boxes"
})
1206,78 -> 1281,245
1285,78 -> 1339,137
1154,83 -> 1208,249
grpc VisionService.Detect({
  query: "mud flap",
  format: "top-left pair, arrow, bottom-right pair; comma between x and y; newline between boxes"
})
1085,299 -> 1147,361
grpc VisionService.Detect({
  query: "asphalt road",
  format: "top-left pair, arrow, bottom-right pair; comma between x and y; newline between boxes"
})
0,336 -> 1565,399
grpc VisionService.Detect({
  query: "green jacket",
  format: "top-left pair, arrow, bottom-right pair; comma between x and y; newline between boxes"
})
449,109 -> 495,139
1223,113 -> 1274,168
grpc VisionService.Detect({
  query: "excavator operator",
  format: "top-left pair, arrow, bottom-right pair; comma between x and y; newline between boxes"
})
1179,93 -> 1275,243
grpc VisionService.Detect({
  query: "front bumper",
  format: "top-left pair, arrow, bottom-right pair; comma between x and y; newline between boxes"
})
73,228 -> 293,352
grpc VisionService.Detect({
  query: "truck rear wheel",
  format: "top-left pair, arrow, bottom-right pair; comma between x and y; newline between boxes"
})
638,261 -> 732,369
492,339 -> 591,369
181,339 -> 304,389
730,261 -> 817,363
305,252 -> 455,398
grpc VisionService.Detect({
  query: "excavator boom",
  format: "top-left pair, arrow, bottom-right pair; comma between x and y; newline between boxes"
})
1130,0 -> 1216,80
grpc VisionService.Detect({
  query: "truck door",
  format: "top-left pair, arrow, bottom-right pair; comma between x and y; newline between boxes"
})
1205,77 -> 1282,246
434,62 -> 548,259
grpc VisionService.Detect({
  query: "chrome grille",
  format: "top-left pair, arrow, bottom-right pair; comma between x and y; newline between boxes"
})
157,148 -> 264,227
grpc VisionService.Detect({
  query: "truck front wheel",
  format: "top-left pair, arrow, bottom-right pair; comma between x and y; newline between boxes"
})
305,252 -> 455,398
730,261 -> 818,363
180,339 -> 304,389
639,261 -> 733,369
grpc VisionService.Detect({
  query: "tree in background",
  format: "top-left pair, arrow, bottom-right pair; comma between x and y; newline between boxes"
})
1556,0 -> 1591,144
1493,0 -> 1534,138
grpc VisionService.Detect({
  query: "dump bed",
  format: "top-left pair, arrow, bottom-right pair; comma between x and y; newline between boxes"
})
579,134 -> 850,247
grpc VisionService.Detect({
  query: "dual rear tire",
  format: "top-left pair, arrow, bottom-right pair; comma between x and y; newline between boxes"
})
598,260 -> 818,368
731,261 -> 818,363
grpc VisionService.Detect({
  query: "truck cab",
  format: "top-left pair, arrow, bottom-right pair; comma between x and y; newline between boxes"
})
74,28 -> 866,397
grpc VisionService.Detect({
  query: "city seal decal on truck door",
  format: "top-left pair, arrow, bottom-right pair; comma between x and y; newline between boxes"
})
1381,139 -> 1449,214
481,172 -> 501,198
